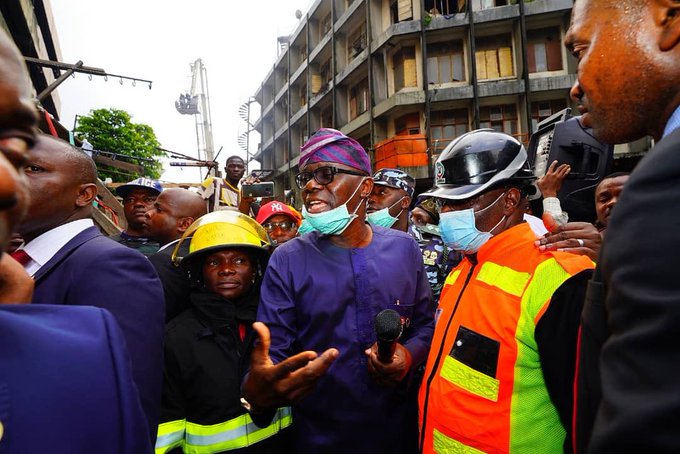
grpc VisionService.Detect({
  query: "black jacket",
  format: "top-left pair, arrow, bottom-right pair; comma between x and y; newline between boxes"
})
149,241 -> 192,322
159,287 -> 289,453
574,128 -> 680,453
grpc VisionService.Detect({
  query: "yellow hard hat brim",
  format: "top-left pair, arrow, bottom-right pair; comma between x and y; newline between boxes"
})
171,211 -> 270,266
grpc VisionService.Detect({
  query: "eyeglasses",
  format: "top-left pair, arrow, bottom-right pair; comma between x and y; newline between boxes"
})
262,221 -> 298,232
295,166 -> 366,189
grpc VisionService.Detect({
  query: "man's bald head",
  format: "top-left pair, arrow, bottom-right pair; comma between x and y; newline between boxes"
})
144,188 -> 207,245
567,0 -> 680,141
161,188 -> 207,220
37,134 -> 97,184
19,134 -> 99,242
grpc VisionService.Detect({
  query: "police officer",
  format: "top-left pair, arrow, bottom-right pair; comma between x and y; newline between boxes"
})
112,177 -> 163,256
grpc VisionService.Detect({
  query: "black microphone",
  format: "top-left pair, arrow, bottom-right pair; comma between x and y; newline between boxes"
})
375,309 -> 403,363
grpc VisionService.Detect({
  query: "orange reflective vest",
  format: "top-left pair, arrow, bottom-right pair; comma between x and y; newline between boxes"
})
418,223 -> 594,453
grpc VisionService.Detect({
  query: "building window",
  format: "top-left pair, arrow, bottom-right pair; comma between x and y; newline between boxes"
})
427,41 -> 465,84
395,113 -> 421,135
357,135 -> 371,152
350,79 -> 369,120
475,34 -> 513,80
527,27 -> 563,73
312,60 -> 332,96
277,66 -> 288,88
277,97 -> 288,128
479,104 -> 518,135
472,0 -> 513,11
299,83 -> 307,108
424,0 -> 466,15
394,46 -> 417,91
274,141 -> 289,169
348,24 -> 367,59
299,44 -> 307,64
320,60 -> 332,84
321,107 -> 333,128
391,0 -> 413,24
430,109 -> 469,152
320,13 -> 332,38
300,123 -> 309,147
531,99 -> 567,130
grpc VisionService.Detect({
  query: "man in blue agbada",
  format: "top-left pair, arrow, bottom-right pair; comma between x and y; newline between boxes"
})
242,128 -> 434,453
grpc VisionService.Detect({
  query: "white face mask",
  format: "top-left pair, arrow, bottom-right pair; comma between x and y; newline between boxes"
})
301,178 -> 366,235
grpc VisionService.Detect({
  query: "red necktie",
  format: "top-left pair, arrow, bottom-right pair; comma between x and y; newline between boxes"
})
9,249 -> 32,266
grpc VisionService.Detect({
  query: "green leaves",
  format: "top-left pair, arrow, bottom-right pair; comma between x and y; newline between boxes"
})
74,108 -> 165,182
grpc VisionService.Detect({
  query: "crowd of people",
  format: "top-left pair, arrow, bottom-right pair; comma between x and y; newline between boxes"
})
1,0 -> 680,452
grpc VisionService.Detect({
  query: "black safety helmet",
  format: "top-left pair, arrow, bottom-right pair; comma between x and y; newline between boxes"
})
422,129 -> 536,201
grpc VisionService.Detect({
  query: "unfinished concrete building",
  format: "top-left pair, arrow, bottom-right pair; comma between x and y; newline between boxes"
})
252,0 -> 648,197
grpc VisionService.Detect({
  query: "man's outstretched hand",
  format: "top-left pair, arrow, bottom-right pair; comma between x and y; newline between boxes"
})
242,322 -> 339,411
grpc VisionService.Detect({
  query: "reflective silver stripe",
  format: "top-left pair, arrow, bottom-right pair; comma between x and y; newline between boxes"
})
155,431 -> 184,451
155,420 -> 186,454
185,407 -> 291,447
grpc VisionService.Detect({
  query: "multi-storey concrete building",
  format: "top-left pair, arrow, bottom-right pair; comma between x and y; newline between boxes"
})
253,0 -> 647,197
1,0 -> 62,119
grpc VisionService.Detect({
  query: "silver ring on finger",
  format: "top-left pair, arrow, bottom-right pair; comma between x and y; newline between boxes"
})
576,238 -> 585,247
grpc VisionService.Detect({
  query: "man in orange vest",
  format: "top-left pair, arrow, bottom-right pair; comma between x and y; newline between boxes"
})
418,129 -> 594,453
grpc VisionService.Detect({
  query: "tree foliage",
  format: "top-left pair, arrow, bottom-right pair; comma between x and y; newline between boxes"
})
74,108 -> 165,182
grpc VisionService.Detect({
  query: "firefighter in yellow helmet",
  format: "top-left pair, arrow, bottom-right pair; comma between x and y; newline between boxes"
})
156,211 -> 291,453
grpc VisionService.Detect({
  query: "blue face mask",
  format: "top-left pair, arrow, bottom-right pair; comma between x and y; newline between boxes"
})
366,196 -> 405,229
301,178 -> 366,235
438,191 -> 506,253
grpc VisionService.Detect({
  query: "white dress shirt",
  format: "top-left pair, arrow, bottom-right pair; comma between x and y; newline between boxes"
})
20,219 -> 95,277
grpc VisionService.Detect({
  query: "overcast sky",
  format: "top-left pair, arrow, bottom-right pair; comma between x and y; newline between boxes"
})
51,0 -> 312,183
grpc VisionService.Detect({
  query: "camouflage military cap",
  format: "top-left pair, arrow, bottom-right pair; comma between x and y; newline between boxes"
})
372,168 -> 415,198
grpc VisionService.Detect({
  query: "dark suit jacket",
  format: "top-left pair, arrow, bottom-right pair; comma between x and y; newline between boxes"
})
31,226 -> 165,442
149,240 -> 192,323
577,128 -> 680,452
0,304 -> 152,453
